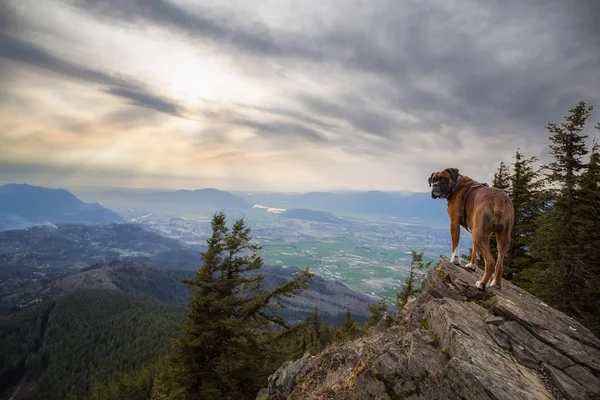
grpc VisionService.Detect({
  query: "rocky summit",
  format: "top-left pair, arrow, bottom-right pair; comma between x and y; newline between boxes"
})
258,257 -> 600,400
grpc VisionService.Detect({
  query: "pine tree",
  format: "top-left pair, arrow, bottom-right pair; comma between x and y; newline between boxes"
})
396,251 -> 431,308
505,149 -> 543,281
493,161 -> 511,192
529,101 -> 594,315
573,134 -> 600,334
304,307 -> 325,354
576,135 -> 600,261
335,309 -> 362,340
364,299 -> 388,329
157,211 -> 313,400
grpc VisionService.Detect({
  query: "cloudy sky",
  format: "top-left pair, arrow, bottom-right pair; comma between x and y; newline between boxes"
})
1,0 -> 599,192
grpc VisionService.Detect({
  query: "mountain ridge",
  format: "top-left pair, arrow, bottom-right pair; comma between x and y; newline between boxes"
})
0,183 -> 123,230
28,260 -> 382,325
71,186 -> 447,226
72,187 -> 252,216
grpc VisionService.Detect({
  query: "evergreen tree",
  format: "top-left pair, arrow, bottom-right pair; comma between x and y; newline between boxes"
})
529,101 -> 594,315
505,149 -> 543,281
574,134 -> 600,334
493,161 -> 511,192
364,299 -> 388,329
576,135 -> 600,262
157,211 -> 313,400
396,251 -> 431,308
309,307 -> 322,340
303,307 -> 328,354
335,309 -> 362,340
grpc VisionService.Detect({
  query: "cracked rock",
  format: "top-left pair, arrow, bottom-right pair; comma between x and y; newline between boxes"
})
257,258 -> 600,400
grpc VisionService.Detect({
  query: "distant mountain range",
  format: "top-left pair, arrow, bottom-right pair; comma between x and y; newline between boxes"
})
73,187 -> 252,216
0,183 -> 123,230
2,182 -> 448,226
72,186 -> 448,226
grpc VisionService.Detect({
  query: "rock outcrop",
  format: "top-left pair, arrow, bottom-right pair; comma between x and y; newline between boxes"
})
258,256 -> 600,400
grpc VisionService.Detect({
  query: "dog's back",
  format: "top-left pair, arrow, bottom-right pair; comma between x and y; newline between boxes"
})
470,186 -> 514,235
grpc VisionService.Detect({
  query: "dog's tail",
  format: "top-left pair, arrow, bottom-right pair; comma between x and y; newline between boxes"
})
492,197 -> 507,233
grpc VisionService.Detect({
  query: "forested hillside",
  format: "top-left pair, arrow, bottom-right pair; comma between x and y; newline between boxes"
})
0,290 -> 184,400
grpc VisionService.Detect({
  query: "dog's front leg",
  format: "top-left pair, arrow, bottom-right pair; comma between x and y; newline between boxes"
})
450,221 -> 461,265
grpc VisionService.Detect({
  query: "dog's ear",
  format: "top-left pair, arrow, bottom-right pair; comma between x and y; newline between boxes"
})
428,173 -> 434,187
445,168 -> 460,181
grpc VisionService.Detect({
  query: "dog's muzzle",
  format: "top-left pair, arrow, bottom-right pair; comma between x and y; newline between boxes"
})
431,183 -> 443,199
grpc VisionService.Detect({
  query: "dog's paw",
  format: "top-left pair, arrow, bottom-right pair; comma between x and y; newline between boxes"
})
465,262 -> 477,271
490,279 -> 501,289
475,280 -> 486,290
451,256 -> 460,266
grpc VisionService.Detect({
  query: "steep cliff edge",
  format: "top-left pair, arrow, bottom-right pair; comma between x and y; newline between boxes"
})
258,257 -> 600,400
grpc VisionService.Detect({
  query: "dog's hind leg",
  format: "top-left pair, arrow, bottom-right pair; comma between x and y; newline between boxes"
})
490,196 -> 513,289
490,228 -> 510,288
474,229 -> 495,290
465,248 -> 479,271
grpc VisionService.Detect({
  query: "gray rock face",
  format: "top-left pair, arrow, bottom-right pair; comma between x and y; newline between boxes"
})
259,257 -> 600,400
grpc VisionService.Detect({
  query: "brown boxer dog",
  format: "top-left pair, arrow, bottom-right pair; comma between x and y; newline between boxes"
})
428,168 -> 514,289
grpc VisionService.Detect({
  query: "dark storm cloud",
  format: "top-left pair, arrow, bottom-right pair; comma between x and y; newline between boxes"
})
104,87 -> 182,117
307,2 -> 600,142
0,33 -> 137,89
298,95 -> 407,141
0,32 -> 186,119
234,119 -> 327,143
0,3 -> 18,33
65,0 -> 286,57
234,104 -> 341,132
69,0 -> 600,145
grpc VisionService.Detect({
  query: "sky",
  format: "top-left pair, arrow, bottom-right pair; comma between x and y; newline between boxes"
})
1,0 -> 599,193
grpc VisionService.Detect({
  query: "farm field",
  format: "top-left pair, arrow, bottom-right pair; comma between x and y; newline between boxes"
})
260,237 -> 444,298
134,208 -> 471,300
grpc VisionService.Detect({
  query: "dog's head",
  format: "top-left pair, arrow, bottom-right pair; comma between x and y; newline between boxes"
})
428,168 -> 462,199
